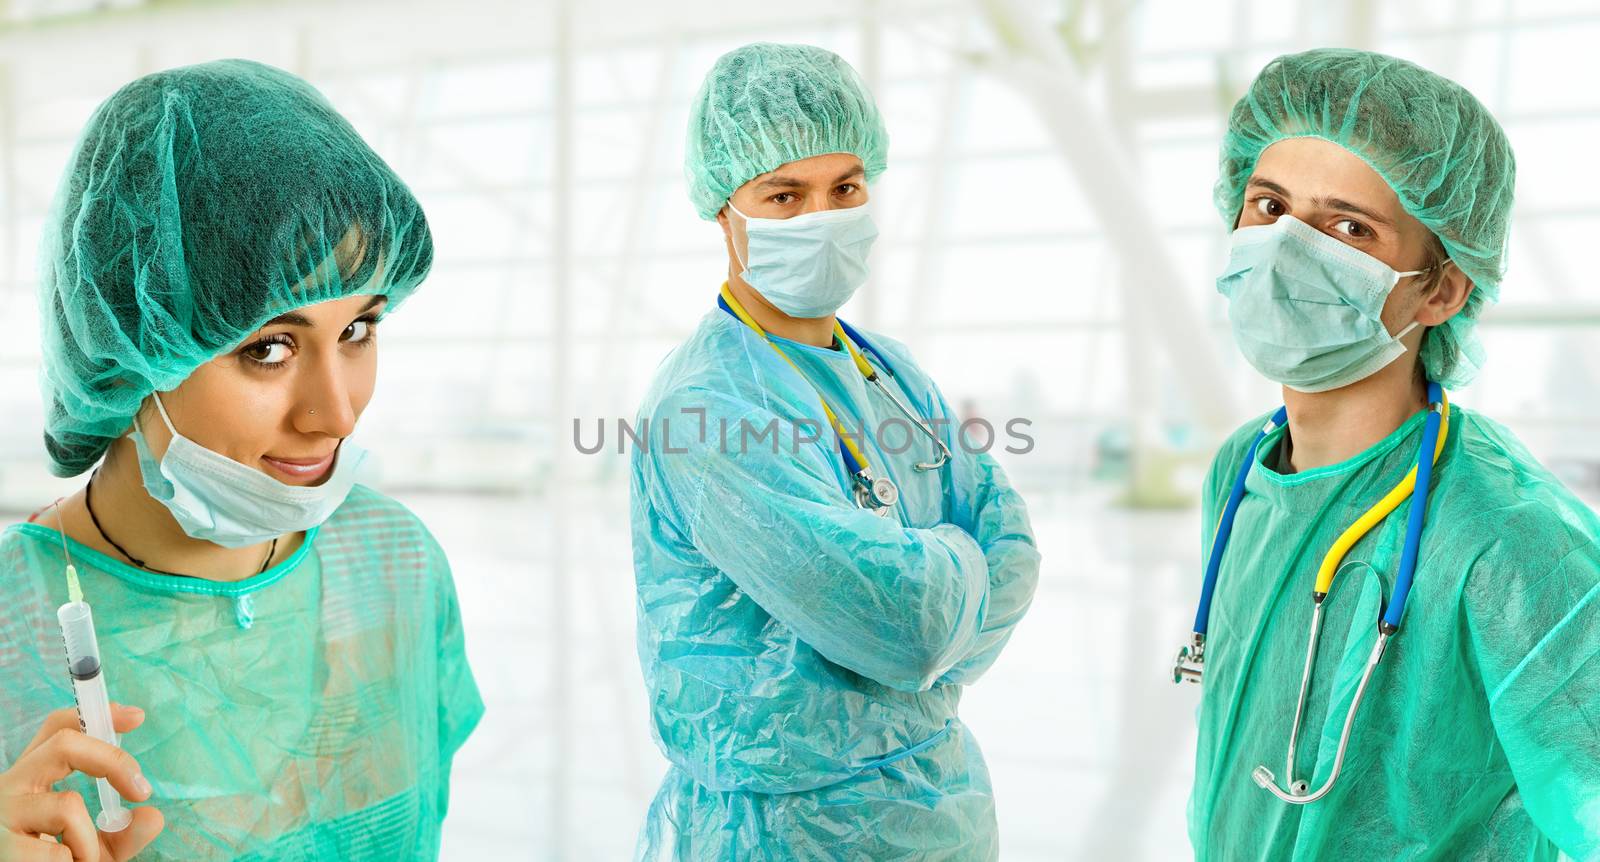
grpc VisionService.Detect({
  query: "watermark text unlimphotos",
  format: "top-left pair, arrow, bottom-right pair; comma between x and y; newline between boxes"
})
573,407 -> 1034,456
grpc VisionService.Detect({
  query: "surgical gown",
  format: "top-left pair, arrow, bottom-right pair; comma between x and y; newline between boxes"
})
630,307 -> 1040,860
0,484 -> 484,861
1190,406 -> 1600,860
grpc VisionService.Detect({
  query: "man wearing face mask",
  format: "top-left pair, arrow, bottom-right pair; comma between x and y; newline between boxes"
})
628,43 -> 1040,860
1184,49 -> 1600,859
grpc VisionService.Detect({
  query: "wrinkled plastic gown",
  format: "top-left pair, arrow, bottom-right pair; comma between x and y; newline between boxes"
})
0,485 -> 483,861
631,308 -> 1041,859
1189,406 -> 1600,861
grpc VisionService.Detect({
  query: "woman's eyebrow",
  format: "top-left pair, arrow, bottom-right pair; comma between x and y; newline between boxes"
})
260,310 -> 313,328
258,295 -> 388,329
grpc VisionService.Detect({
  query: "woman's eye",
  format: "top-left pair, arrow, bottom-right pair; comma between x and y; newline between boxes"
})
344,320 -> 372,343
242,339 -> 292,366
1333,218 -> 1371,239
1254,197 -> 1284,218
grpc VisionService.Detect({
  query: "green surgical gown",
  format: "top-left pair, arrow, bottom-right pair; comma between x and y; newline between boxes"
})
0,485 -> 483,861
630,307 -> 1041,860
1190,405 -> 1600,860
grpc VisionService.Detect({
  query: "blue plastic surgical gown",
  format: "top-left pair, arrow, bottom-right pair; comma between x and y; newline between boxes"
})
630,306 -> 1040,860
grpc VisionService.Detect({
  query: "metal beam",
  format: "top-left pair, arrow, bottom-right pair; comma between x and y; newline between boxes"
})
547,2 -> 574,857
904,16 -> 967,346
975,0 -> 1239,434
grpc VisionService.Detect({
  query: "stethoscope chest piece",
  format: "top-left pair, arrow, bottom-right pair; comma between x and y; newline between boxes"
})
1173,633 -> 1205,684
855,475 -> 899,515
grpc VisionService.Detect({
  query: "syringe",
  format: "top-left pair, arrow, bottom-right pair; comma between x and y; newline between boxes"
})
56,583 -> 132,832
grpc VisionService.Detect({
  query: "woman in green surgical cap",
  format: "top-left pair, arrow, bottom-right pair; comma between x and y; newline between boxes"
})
0,61 -> 482,861
1187,48 -> 1600,859
630,42 -> 1039,860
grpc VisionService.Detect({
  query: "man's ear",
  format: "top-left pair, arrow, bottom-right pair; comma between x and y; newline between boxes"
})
1415,263 -> 1475,327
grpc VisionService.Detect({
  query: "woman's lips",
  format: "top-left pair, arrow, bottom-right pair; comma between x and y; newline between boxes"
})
261,450 -> 336,483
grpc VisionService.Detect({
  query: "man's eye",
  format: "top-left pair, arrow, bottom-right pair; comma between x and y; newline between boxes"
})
1333,219 -> 1370,239
1254,197 -> 1284,218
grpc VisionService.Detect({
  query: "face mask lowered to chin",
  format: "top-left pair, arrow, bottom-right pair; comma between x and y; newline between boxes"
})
1216,214 -> 1444,393
131,392 -> 367,549
730,199 -> 879,319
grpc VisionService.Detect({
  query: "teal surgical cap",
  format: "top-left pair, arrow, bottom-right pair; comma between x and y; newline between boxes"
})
685,42 -> 889,220
1216,48 -> 1516,389
38,59 -> 433,477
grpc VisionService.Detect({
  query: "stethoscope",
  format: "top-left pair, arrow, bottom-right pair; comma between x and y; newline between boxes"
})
1172,381 -> 1450,805
717,284 -> 953,515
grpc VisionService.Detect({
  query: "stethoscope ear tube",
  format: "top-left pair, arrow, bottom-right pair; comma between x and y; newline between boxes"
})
718,286 -> 953,516
1193,407 -> 1289,636
1254,631 -> 1390,805
865,376 -> 953,472
1383,381 -> 1446,632
1173,408 -> 1288,685
834,316 -> 952,473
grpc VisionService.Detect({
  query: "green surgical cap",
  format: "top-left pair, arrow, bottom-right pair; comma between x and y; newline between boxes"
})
39,59 -> 433,477
685,42 -> 889,220
1216,48 -> 1516,389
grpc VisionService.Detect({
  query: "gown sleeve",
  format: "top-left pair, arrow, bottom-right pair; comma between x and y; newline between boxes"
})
644,386 -> 992,693
1463,518 -> 1600,860
923,388 -> 1040,687
423,529 -> 484,815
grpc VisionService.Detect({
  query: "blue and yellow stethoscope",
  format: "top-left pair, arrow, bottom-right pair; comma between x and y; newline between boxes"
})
1172,381 -> 1451,804
716,284 -> 952,515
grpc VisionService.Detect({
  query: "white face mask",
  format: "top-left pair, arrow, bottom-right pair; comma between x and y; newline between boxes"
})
131,392 -> 367,548
729,200 -> 879,319
1217,215 -> 1440,393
